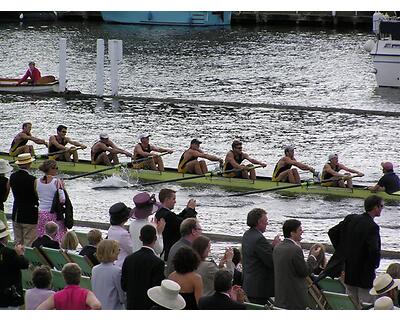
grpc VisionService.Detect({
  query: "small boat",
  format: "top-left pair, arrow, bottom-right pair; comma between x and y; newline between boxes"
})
0,76 -> 60,94
1,151 -> 398,201
101,11 -> 231,26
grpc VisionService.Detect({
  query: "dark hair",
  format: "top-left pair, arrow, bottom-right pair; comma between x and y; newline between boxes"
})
214,269 -> 233,293
159,188 -> 176,203
192,235 -> 210,260
39,159 -> 57,174
246,208 -> 266,228
283,219 -> 301,238
61,263 -> 81,285
231,140 -> 242,150
32,266 -> 52,289
57,125 -> 67,133
180,218 -> 198,237
364,195 -> 383,212
172,247 -> 200,274
22,122 -> 31,129
140,224 -> 157,245
232,248 -> 241,266
87,229 -> 102,245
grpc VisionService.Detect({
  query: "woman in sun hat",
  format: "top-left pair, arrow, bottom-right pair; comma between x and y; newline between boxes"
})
128,192 -> 164,255
0,159 -> 13,239
147,279 -> 186,310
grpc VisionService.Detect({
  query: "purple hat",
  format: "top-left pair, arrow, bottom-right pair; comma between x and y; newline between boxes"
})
131,192 -> 162,219
381,162 -> 394,171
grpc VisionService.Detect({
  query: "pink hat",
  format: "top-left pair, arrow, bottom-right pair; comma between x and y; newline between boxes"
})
131,192 -> 162,219
381,162 -> 394,171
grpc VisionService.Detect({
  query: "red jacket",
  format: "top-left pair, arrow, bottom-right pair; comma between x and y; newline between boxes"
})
17,67 -> 41,85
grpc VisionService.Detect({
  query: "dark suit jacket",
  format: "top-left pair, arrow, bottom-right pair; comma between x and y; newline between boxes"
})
121,246 -> 165,309
198,292 -> 246,310
32,235 -> 60,249
155,206 -> 197,261
241,228 -> 274,300
79,245 -> 99,265
273,239 -> 317,310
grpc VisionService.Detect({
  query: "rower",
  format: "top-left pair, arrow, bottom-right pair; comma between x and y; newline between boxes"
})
321,154 -> 364,188
272,145 -> 315,184
178,139 -> 223,175
91,133 -> 132,166
367,162 -> 400,194
223,140 -> 267,179
48,125 -> 87,162
9,122 -> 48,157
133,133 -> 173,171
16,61 -> 41,86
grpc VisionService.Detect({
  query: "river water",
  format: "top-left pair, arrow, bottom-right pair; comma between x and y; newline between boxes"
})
0,20 -> 399,269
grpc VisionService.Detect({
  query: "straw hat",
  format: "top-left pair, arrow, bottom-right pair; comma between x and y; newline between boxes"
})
369,273 -> 400,295
0,159 -> 13,174
0,220 -> 10,239
147,280 -> 186,310
374,296 -> 395,310
131,192 -> 161,219
15,153 -> 35,165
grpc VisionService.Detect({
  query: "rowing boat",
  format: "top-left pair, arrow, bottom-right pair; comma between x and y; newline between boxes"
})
1,151 -> 398,201
0,78 -> 60,93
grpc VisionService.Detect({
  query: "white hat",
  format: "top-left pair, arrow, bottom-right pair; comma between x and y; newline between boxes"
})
0,159 -> 13,174
15,153 -> 35,165
138,132 -> 151,141
99,133 -> 109,139
147,279 -> 186,310
328,153 -> 338,161
369,273 -> 400,295
0,220 -> 10,239
374,296 -> 395,310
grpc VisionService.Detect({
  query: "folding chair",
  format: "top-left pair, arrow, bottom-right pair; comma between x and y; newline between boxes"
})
51,269 -> 67,291
74,231 -> 89,247
322,291 -> 360,310
21,267 -> 35,290
65,251 -> 93,277
39,247 -> 70,271
306,276 -> 328,310
80,276 -> 92,290
243,302 -> 268,310
318,277 -> 346,294
24,246 -> 50,267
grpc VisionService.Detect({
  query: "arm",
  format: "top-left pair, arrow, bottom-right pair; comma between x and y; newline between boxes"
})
16,70 -> 30,85
86,290 -> 102,310
254,237 -> 274,269
287,157 -> 315,173
368,176 -> 386,192
65,137 -> 87,149
19,132 -> 47,146
338,163 -> 364,176
114,269 -> 126,305
193,274 -> 203,305
323,163 -> 345,178
366,225 -> 381,268
243,153 -> 267,167
292,246 -> 316,278
151,145 -> 173,154
36,295 -> 55,309
192,149 -> 222,163
108,140 -> 132,157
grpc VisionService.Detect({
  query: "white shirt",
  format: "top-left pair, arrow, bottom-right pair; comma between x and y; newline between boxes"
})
107,225 -> 133,268
129,218 -> 163,255
37,177 -> 65,211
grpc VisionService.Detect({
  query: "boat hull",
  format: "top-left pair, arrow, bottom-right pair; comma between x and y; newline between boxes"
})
371,40 -> 400,87
0,78 -> 60,93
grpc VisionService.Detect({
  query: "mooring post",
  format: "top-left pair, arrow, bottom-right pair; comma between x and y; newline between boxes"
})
59,38 -> 67,92
96,39 -> 105,97
108,39 -> 123,96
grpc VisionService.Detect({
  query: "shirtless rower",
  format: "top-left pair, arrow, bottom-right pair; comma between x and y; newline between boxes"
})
48,125 -> 87,162
91,133 -> 132,166
223,140 -> 267,180
178,139 -> 223,175
132,133 -> 173,171
272,145 -> 315,184
321,154 -> 364,188
9,122 -> 48,156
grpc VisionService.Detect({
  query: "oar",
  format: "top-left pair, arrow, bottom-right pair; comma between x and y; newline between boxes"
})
9,147 -> 85,164
141,165 -> 264,187
130,151 -> 170,165
64,163 -> 123,181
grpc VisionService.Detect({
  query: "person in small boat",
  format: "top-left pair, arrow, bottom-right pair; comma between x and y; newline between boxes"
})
91,133 -> 132,166
16,61 -> 41,86
272,145 -> 316,184
133,133 -> 173,171
178,139 -> 223,175
321,154 -> 364,188
9,122 -> 48,157
48,125 -> 87,163
367,162 -> 400,194
223,140 -> 267,179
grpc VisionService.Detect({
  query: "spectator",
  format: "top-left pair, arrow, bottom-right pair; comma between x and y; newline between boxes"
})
387,263 -> 400,279
374,296 -> 398,310
232,248 -> 243,286
0,221 -> 29,309
128,192 -> 164,255
198,269 -> 246,310
107,202 -> 134,268
37,263 -> 101,310
147,279 -> 186,310
369,273 -> 399,307
32,221 -> 60,249
91,239 -> 125,310
309,243 -> 327,275
25,266 -> 55,310
0,159 -> 12,240
155,188 -> 197,261
79,229 -> 102,266
166,217 -> 202,276
192,235 -> 234,296
9,153 -> 39,246
121,225 -> 165,309
61,230 -> 79,252
168,246 -> 203,309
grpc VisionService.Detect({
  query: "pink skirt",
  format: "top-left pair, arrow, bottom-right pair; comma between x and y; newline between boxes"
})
37,211 -> 67,242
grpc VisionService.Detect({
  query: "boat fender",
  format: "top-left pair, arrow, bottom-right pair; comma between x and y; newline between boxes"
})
364,40 -> 376,53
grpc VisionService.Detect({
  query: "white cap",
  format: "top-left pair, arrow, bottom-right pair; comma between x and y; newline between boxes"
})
99,133 -> 109,139
374,296 -> 394,310
138,132 -> 151,141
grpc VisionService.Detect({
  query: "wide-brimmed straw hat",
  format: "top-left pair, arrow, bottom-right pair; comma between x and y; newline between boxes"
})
369,273 -> 400,295
131,192 -> 162,219
0,220 -> 10,239
15,153 -> 35,165
147,280 -> 186,310
0,159 -> 13,174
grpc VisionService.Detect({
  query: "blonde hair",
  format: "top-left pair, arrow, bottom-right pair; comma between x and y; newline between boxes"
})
310,243 -> 327,270
96,239 -> 119,263
61,231 -> 79,250
387,263 -> 400,279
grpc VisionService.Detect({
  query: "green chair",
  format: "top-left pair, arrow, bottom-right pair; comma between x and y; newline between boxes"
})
39,247 -> 70,271
24,247 -> 49,267
75,231 -> 89,247
323,291 -> 360,310
244,302 -> 268,310
80,276 -> 92,290
21,268 -> 35,290
65,252 -> 93,277
7,240 -> 15,248
51,269 -> 66,291
318,277 -> 346,294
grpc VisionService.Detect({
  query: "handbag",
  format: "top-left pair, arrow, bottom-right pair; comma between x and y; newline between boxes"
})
51,189 -> 74,229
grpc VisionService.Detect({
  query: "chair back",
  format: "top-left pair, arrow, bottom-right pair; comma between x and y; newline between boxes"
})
39,247 -> 71,270
244,302 -> 268,310
24,246 -> 50,267
65,252 -> 93,277
318,277 -> 346,294
323,291 -> 360,310
80,276 -> 92,290
21,267 -> 35,290
74,231 -> 89,247
51,269 -> 67,291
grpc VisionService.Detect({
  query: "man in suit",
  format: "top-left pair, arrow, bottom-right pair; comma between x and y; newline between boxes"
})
273,219 -> 320,309
199,269 -> 246,310
32,221 -> 60,249
328,195 -> 382,305
155,188 -> 197,261
241,208 -> 281,304
121,224 -> 165,309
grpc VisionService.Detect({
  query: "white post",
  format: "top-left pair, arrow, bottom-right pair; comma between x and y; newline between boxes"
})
96,39 -> 105,97
58,38 -> 67,92
108,40 -> 118,96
